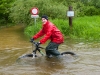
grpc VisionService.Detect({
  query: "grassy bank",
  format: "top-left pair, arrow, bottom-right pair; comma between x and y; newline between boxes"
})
24,16 -> 100,41
72,16 -> 100,41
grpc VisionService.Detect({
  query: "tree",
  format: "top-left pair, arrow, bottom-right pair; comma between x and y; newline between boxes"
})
9,0 -> 68,25
0,0 -> 15,24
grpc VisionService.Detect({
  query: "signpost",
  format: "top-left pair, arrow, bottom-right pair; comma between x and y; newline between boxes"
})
67,6 -> 74,27
30,7 -> 39,26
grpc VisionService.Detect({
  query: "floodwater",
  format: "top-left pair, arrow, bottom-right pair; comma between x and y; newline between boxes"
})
0,25 -> 100,75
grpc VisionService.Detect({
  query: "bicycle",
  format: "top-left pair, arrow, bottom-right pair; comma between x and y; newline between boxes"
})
16,40 -> 77,62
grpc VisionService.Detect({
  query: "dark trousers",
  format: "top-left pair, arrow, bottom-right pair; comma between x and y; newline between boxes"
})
45,42 -> 60,57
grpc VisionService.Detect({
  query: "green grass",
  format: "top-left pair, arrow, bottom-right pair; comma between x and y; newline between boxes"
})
24,21 -> 42,38
72,16 -> 100,41
24,16 -> 100,41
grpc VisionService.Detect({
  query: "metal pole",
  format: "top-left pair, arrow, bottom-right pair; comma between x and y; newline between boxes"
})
34,18 -> 36,26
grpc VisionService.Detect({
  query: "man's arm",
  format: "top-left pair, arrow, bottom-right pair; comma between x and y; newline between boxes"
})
33,29 -> 44,40
40,25 -> 53,44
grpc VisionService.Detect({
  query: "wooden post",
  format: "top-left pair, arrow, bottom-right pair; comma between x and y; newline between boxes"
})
69,6 -> 73,27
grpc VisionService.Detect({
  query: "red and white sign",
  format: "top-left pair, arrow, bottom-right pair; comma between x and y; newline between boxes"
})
30,7 -> 39,15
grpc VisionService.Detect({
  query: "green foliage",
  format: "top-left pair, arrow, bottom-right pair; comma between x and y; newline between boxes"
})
7,0 -> 100,25
9,0 -> 68,25
24,21 -> 42,38
1,0 -> 100,26
72,2 -> 85,17
71,16 -> 100,41
9,0 -> 32,24
84,6 -> 99,16
80,0 -> 100,9
50,19 -> 70,35
0,0 -> 15,24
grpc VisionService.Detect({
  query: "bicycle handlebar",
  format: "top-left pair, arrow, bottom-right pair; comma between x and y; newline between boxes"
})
31,40 -> 45,56
31,41 -> 44,48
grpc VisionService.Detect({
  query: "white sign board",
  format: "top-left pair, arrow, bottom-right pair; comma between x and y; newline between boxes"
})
67,11 -> 74,17
31,15 -> 39,18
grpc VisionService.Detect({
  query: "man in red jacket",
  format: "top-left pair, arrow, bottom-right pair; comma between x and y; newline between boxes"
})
31,15 -> 64,57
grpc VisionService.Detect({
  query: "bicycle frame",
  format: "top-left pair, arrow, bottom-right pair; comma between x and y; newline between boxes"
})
17,41 -> 45,59
32,41 -> 45,57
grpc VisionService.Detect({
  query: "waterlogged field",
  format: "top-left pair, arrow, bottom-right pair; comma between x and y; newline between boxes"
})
0,26 -> 100,75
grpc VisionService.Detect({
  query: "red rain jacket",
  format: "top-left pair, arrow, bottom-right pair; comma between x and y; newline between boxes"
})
33,21 -> 64,44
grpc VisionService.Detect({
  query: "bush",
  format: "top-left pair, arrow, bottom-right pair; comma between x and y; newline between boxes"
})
24,21 -> 42,38
9,0 -> 68,25
84,6 -> 99,16
9,0 -> 100,26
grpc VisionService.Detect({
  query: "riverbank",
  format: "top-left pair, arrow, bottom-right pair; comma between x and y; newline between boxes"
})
24,16 -> 100,41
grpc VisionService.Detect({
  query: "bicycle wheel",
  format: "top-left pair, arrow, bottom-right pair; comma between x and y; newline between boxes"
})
61,51 -> 79,59
60,51 -> 79,62
16,53 -> 38,65
61,51 -> 76,56
16,53 -> 36,61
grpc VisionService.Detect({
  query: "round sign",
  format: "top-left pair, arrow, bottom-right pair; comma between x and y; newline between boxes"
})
30,7 -> 39,15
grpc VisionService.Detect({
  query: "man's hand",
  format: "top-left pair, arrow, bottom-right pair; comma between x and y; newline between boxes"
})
30,38 -> 34,43
36,42 -> 41,46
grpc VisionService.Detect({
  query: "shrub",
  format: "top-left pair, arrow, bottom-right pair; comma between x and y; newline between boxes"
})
9,0 -> 68,25
84,6 -> 99,16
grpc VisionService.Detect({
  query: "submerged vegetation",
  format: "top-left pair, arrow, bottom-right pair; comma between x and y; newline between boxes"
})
24,16 -> 100,41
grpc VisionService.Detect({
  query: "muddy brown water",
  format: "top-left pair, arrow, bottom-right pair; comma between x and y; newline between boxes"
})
0,25 -> 100,75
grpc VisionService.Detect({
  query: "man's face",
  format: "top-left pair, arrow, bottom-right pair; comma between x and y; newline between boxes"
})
42,18 -> 47,24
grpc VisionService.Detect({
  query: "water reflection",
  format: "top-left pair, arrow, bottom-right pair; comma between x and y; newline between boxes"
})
0,26 -> 100,75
